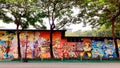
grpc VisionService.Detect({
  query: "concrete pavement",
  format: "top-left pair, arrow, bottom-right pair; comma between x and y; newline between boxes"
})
0,63 -> 120,68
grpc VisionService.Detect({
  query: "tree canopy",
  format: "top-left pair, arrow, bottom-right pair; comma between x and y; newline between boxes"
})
0,0 -> 47,29
78,0 -> 120,30
35,0 -> 91,30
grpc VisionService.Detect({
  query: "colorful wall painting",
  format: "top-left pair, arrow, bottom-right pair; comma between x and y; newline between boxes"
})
20,31 -> 51,59
81,38 -> 92,58
61,38 -> 92,59
0,30 -> 119,60
117,39 -> 120,58
52,31 -> 63,58
91,38 -> 117,58
0,31 -> 18,59
62,42 -> 77,58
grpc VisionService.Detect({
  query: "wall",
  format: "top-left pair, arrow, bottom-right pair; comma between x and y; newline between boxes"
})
0,31 -> 18,59
117,39 -> 120,58
59,38 -> 117,59
0,30 -> 119,59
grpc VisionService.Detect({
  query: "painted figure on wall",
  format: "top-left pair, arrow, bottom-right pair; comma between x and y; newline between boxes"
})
81,38 -> 92,58
61,38 -> 92,59
102,39 -> 116,58
83,42 -> 92,58
20,31 -> 51,59
62,43 -> 69,58
69,44 -> 77,58
5,40 -> 11,58
53,38 -> 63,58
91,38 -> 117,58
91,40 -> 104,58
76,42 -> 84,58
117,39 -> 120,58
0,31 -> 17,59
0,39 -> 6,59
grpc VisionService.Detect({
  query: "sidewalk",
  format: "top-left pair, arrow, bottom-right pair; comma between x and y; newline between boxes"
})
0,63 -> 120,68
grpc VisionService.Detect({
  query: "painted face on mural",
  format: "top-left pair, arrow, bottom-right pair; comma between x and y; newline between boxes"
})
83,42 -> 91,52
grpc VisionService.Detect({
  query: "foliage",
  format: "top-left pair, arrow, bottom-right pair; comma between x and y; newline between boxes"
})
65,28 -> 114,37
0,0 -> 47,29
65,30 -> 96,37
37,0 -> 89,30
75,0 -> 119,29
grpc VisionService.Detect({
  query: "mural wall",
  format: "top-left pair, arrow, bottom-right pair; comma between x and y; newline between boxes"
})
0,31 -> 18,59
20,31 -> 51,59
60,38 -> 117,59
91,38 -> 117,58
117,39 -> 120,58
0,30 -> 119,59
60,38 -> 92,59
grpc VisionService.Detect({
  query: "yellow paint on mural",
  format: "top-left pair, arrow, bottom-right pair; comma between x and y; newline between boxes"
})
0,51 -> 3,58
117,39 -> 120,47
79,52 -> 84,57
27,55 -> 32,58
87,52 -> 91,57
13,54 -> 18,58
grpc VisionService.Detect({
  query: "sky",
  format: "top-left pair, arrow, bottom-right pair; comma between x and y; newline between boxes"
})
0,20 -> 92,31
69,23 -> 92,31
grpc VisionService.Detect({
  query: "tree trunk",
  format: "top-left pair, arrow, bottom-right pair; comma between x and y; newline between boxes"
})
16,23 -> 21,59
49,26 -> 54,58
112,20 -> 119,58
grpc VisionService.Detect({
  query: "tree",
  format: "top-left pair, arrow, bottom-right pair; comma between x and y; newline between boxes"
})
38,0 -> 73,58
0,0 -> 47,58
37,0 -> 88,58
115,23 -> 120,37
76,0 -> 120,58
96,25 -> 112,37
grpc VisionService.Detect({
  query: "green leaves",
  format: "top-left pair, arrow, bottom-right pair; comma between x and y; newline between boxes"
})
76,0 -> 120,30
0,11 -> 13,23
0,0 -> 48,30
80,0 -> 120,37
39,0 -> 80,30
2,16 -> 13,23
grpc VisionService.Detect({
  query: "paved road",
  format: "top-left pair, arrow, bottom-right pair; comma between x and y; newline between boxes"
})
0,63 -> 120,68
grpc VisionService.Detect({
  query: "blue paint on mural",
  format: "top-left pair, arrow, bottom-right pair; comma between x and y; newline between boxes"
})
0,40 -> 6,45
91,38 -> 117,58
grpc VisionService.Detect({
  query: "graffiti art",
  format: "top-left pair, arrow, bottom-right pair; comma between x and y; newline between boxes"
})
0,30 -> 119,60
0,31 -> 18,59
91,38 -> 117,58
117,39 -> 120,58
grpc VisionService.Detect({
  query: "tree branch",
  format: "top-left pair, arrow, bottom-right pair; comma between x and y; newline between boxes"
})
111,8 -> 120,21
47,6 -> 51,26
51,1 -> 57,29
56,22 -> 67,30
